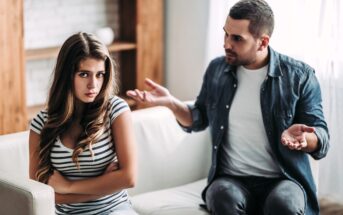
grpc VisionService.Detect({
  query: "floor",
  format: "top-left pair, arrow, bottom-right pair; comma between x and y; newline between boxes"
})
320,197 -> 343,215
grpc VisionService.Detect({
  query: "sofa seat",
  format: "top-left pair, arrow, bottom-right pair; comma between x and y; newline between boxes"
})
0,106 -> 212,215
132,178 -> 209,215
0,106 -> 318,215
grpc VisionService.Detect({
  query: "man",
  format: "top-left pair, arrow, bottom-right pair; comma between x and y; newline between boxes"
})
127,0 -> 329,214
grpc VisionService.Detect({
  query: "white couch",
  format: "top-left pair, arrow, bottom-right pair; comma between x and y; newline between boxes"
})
0,106 -> 320,215
0,106 -> 212,215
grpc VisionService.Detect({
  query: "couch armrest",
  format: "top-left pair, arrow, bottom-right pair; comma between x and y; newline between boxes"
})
0,172 -> 55,215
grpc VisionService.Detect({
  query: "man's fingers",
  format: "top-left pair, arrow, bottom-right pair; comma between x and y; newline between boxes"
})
126,90 -> 137,98
145,78 -> 160,90
134,89 -> 144,100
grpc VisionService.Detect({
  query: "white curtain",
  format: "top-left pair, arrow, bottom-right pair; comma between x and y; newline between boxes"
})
205,0 -> 343,200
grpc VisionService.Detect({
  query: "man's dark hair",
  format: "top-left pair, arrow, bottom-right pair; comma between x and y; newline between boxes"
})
229,0 -> 274,38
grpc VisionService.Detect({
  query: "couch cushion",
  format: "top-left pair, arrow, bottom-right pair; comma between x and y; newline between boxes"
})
129,106 -> 211,196
131,178 -> 209,215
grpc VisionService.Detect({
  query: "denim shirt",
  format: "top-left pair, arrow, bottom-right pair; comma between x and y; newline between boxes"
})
182,47 -> 329,215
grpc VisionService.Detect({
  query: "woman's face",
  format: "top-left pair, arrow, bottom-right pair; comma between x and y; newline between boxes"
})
74,57 -> 106,103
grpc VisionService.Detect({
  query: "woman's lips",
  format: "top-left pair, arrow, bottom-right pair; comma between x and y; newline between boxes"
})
85,92 -> 97,97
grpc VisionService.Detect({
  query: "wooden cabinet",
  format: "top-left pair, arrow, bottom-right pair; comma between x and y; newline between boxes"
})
0,0 -> 164,134
118,0 -> 164,98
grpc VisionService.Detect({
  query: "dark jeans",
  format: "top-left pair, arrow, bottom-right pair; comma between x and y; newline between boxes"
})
205,175 -> 305,215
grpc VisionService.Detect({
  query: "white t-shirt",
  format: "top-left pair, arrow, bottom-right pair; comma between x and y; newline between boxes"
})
218,65 -> 281,177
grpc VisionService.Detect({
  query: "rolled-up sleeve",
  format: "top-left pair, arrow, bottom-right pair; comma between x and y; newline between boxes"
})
311,126 -> 330,159
298,68 -> 330,159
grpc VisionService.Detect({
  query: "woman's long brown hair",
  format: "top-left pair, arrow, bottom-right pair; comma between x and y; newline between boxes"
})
36,32 -> 118,183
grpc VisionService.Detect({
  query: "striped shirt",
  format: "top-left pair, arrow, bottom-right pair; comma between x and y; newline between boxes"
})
30,96 -> 131,215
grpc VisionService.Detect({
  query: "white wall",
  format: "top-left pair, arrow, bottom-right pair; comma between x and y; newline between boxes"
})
164,0 -> 210,100
24,0 -> 119,106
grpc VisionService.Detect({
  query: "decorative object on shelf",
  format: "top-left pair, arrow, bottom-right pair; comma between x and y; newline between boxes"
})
94,27 -> 115,45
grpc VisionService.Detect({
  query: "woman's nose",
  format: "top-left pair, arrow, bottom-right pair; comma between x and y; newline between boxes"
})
87,76 -> 96,89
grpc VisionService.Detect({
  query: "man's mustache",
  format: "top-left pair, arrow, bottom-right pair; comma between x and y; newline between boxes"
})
225,49 -> 236,56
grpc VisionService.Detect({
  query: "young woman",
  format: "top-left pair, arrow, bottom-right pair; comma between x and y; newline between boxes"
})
29,32 -> 138,215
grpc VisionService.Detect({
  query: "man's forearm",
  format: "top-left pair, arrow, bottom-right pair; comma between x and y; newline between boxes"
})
166,96 -> 193,127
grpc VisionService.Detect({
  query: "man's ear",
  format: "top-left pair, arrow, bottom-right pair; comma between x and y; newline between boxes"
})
258,35 -> 270,51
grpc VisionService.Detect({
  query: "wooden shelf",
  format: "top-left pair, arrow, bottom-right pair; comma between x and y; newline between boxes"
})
25,41 -> 137,60
107,42 -> 136,52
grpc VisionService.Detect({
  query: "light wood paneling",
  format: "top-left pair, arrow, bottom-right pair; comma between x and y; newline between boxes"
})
0,0 -> 27,134
136,0 -> 164,90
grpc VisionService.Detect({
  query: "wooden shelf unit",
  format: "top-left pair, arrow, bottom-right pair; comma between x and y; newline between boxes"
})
1,0 -> 164,134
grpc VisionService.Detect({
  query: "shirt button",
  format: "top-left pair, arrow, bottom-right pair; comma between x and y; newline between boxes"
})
220,125 -> 224,130
233,84 -> 237,88
225,105 -> 229,109
214,146 -> 217,150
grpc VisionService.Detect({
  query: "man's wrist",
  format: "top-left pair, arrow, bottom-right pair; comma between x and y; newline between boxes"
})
166,96 -> 178,111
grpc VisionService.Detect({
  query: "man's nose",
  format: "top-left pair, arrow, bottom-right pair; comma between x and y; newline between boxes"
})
224,37 -> 232,50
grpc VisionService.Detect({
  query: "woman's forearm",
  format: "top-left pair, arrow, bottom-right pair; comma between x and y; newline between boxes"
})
67,169 -> 135,196
55,193 -> 103,204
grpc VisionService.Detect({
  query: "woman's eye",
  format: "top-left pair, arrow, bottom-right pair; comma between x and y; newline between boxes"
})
97,72 -> 106,78
79,72 -> 88,78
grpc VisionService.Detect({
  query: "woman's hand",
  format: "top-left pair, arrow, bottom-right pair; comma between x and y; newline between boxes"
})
104,161 -> 119,174
48,170 -> 72,194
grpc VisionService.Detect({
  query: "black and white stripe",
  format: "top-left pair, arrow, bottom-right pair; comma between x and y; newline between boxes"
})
30,96 -> 130,215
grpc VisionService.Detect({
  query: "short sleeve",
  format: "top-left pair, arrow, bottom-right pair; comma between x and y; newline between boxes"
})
108,96 -> 130,125
30,110 -> 48,134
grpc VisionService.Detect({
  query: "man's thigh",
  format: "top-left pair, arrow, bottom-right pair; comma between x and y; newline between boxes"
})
205,176 -> 255,215
263,180 -> 305,215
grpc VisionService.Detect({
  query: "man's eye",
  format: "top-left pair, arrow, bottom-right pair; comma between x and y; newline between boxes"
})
232,35 -> 242,41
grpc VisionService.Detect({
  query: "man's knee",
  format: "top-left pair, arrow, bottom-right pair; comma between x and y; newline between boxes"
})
264,180 -> 305,215
206,177 -> 253,215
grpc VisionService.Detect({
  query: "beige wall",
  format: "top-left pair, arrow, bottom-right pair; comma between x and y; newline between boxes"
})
165,0 -> 209,100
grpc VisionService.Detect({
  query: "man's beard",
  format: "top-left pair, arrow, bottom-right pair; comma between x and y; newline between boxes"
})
225,49 -> 255,66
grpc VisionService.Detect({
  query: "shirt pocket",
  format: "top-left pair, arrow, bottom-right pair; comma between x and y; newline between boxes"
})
274,109 -> 294,129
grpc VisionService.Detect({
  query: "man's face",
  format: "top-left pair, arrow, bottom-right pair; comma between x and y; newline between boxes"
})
223,16 -> 262,68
